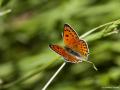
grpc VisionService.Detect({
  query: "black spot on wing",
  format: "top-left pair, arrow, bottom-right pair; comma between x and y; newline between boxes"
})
65,35 -> 69,37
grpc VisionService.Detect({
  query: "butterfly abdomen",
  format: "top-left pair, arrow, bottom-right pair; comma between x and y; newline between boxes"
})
65,47 -> 81,57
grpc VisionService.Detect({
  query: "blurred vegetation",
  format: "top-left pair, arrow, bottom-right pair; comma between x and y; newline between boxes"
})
0,0 -> 120,90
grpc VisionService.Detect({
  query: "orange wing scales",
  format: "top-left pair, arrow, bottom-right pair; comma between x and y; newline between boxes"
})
77,40 -> 89,57
49,44 -> 80,63
64,24 -> 89,58
64,24 -> 79,47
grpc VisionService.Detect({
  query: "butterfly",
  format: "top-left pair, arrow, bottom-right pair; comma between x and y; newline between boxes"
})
49,24 -> 89,63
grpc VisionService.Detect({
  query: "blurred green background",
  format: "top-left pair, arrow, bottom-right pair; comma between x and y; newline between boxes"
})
0,0 -> 120,90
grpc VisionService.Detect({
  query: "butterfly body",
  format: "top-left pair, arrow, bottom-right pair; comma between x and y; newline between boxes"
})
49,24 -> 89,63
64,47 -> 81,58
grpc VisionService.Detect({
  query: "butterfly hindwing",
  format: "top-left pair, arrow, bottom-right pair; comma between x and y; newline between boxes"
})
49,44 -> 80,63
77,40 -> 89,58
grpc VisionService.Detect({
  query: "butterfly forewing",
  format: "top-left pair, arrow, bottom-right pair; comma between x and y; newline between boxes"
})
49,44 -> 80,63
63,24 -> 89,58
63,24 -> 79,48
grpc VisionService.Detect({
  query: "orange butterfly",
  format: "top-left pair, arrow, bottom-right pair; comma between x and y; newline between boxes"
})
49,24 -> 89,63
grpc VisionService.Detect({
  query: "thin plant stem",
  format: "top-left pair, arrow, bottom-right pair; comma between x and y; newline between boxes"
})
42,62 -> 66,90
80,20 -> 119,38
82,60 -> 98,71
0,9 -> 12,16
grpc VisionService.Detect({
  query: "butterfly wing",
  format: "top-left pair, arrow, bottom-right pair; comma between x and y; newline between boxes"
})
63,24 -> 89,58
63,24 -> 79,48
75,40 -> 89,59
49,44 -> 80,63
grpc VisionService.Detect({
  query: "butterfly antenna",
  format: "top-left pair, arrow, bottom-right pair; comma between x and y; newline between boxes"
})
82,60 -> 98,71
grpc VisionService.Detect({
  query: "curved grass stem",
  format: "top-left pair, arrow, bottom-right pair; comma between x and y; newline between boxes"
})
42,62 -> 66,90
82,60 -> 98,71
80,19 -> 120,38
0,9 -> 12,16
